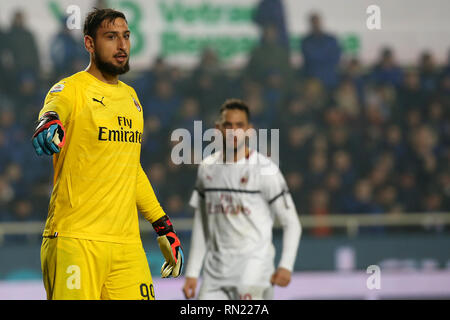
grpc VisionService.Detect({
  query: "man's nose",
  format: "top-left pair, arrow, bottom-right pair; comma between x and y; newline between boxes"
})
118,36 -> 127,51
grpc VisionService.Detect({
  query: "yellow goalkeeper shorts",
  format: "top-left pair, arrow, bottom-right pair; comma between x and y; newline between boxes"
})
40,236 -> 155,300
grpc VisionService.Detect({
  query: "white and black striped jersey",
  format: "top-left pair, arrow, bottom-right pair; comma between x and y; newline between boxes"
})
186,150 -> 301,287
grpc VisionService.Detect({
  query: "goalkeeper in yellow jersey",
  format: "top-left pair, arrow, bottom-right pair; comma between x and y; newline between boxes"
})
31,8 -> 183,300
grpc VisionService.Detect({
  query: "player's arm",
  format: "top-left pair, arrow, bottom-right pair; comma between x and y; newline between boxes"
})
32,81 -> 72,156
262,167 -> 302,287
136,165 -> 184,278
183,169 -> 208,299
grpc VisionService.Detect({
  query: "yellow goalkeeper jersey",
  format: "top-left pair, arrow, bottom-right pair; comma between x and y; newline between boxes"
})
39,71 -> 165,243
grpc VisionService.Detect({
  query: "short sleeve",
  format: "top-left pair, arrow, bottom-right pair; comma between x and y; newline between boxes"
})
189,165 -> 205,209
260,165 -> 290,206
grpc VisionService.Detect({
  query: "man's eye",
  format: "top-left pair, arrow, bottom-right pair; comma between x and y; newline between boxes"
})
124,34 -> 130,39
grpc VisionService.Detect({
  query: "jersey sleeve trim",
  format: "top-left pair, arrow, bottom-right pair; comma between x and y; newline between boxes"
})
195,187 -> 205,198
268,190 -> 290,205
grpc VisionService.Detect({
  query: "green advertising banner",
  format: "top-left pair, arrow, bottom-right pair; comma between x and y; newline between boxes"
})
0,0 -> 448,71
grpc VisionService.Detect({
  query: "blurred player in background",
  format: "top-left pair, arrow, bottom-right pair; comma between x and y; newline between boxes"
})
31,8 -> 183,300
182,99 -> 301,300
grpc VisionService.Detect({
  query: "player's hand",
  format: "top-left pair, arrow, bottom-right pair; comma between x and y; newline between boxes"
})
270,267 -> 291,287
32,111 -> 66,156
152,215 -> 184,278
182,277 -> 197,299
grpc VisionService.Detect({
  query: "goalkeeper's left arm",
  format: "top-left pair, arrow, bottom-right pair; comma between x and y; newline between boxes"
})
136,165 -> 184,278
151,215 -> 184,278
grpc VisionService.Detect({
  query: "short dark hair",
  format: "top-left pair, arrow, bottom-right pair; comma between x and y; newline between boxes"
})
219,98 -> 251,121
83,8 -> 127,39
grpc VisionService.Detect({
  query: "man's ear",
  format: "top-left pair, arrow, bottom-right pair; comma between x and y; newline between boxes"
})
84,35 -> 95,54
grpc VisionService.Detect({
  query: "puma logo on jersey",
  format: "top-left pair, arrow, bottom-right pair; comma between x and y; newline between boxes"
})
93,97 -> 105,106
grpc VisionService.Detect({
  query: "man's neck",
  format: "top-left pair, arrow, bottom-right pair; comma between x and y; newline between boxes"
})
223,146 -> 250,163
85,62 -> 119,85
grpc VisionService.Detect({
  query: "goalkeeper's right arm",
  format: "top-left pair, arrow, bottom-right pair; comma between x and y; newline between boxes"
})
32,111 -> 66,156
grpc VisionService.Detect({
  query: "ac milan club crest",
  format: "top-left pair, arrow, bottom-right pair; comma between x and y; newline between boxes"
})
240,173 -> 249,185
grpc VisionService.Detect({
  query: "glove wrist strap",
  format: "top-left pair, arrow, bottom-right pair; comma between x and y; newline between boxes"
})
33,111 -> 63,138
152,215 -> 174,236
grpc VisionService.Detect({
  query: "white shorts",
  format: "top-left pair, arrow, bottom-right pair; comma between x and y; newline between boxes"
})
198,251 -> 275,300
198,283 -> 274,300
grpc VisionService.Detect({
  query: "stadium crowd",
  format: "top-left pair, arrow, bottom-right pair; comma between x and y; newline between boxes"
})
0,6 -> 448,238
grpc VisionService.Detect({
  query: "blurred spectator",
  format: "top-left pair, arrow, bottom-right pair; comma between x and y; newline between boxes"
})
143,78 -> 182,131
418,51 -> 439,93
304,151 -> 328,189
297,78 -> 328,114
243,82 -> 276,129
383,124 -> 408,169
50,17 -> 88,80
301,13 -> 341,89
437,72 -> 450,106
281,125 -> 314,172
133,56 -> 172,104
423,189 -> 444,213
333,78 -> 360,120
0,176 -> 14,208
342,179 -> 383,215
398,69 -> 426,110
141,114 -> 168,164
11,198 -> 35,221
164,194 -> 187,217
324,171 -> 344,213
4,162 -> 27,199
15,73 -> 44,127
189,48 -> 228,116
263,70 -> 287,110
370,47 -> 403,88
341,57 -> 366,104
3,10 -> 40,81
332,150 -> 356,190
397,172 -> 421,212
171,97 -> 201,135
309,188 -> 332,237
253,0 -> 289,48
427,100 -> 450,148
144,162 -> 168,202
376,185 -> 399,213
246,24 -> 292,86
0,109 -> 26,164
327,126 -> 354,155
365,84 -> 397,122
278,96 -> 315,128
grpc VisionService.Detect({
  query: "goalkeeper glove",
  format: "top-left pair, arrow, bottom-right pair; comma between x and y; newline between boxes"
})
32,111 -> 66,156
152,215 -> 184,278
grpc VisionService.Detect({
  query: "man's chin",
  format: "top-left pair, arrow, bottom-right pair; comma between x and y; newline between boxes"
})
111,61 -> 130,75
95,57 -> 130,76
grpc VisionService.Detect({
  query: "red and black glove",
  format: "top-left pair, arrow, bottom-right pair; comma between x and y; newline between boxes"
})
152,215 -> 184,278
